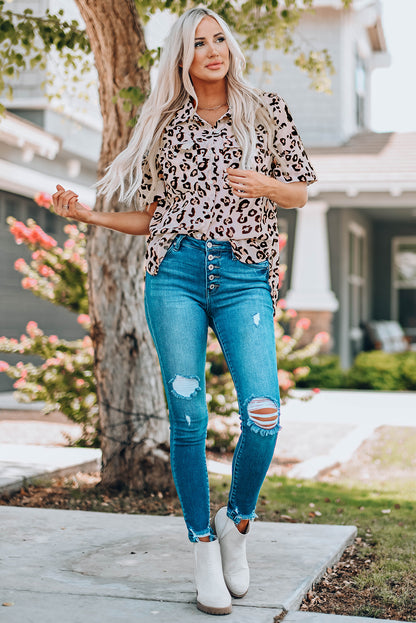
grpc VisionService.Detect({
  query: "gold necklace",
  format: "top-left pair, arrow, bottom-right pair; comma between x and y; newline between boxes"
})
197,102 -> 228,111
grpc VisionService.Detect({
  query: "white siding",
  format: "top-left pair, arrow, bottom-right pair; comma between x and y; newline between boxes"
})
247,7 -> 373,147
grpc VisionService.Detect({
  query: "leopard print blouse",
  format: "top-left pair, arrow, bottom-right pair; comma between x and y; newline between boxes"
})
139,91 -> 317,314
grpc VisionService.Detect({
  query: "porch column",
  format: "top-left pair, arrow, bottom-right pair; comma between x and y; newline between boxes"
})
285,200 -> 339,349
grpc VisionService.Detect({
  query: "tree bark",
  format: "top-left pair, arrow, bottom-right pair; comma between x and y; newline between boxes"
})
75,0 -> 173,493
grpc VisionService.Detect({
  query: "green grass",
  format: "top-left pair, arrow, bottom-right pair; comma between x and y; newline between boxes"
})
210,473 -> 416,619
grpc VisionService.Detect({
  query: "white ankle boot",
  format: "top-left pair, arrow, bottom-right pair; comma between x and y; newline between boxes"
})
194,538 -> 232,615
214,507 -> 250,598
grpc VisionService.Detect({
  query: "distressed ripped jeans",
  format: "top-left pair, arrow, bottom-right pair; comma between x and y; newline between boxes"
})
145,235 -> 281,542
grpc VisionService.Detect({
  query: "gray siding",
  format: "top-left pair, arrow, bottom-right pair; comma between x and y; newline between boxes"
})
248,9 -> 343,146
247,7 -> 369,147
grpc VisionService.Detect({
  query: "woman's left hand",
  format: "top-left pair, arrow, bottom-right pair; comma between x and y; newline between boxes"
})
226,168 -> 273,199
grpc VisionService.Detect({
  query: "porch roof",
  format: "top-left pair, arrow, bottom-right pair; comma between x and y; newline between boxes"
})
308,131 -> 416,197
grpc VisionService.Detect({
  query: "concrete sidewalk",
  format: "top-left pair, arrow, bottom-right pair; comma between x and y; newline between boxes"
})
0,506 -> 357,622
0,507 -> 411,623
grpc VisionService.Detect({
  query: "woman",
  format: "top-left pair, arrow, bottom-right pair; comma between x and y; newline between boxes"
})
53,6 -> 316,616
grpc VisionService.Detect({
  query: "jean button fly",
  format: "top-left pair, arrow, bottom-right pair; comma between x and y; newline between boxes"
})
209,284 -> 215,290
207,242 -> 213,248
208,254 -> 214,260
209,275 -> 215,281
208,264 -> 214,270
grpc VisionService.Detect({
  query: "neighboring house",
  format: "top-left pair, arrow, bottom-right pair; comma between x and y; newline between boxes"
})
249,0 -> 416,367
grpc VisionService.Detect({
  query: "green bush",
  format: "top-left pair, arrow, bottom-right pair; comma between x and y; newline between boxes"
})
346,351 -> 416,391
397,352 -> 416,390
289,354 -> 347,389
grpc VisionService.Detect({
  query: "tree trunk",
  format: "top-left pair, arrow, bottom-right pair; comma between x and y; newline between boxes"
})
75,0 -> 173,493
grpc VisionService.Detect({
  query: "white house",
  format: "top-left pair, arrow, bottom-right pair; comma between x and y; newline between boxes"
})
249,0 -> 416,367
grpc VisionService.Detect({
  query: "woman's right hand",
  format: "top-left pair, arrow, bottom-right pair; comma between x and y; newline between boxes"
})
52,184 -> 91,223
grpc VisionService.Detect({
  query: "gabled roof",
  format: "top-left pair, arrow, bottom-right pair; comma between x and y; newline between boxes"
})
309,131 -> 416,195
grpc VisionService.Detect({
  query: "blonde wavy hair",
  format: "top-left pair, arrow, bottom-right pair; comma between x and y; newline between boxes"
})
96,6 -> 279,208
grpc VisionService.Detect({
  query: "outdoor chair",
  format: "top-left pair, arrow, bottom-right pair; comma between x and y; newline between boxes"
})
363,320 -> 412,353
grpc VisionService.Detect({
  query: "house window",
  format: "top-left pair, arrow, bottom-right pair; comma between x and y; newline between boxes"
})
392,237 -> 416,341
348,223 -> 367,359
355,53 -> 366,129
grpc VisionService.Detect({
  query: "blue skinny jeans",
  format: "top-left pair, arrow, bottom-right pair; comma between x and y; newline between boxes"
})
144,235 -> 281,542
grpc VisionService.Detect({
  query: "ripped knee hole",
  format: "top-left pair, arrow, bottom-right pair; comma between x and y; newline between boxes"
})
247,397 -> 279,430
169,374 -> 201,399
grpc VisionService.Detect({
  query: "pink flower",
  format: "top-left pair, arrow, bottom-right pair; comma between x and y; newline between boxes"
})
277,299 -> 286,309
76,379 -> 86,388
14,258 -> 26,271
278,369 -> 294,392
39,265 -> 55,278
26,321 -> 39,337
20,334 -> 27,342
64,239 -> 75,249
296,317 -> 311,331
9,338 -> 18,345
27,225 -> 57,250
313,331 -> 330,344
13,377 -> 26,389
21,277 -> 38,290
293,366 -> 309,378
281,335 -> 292,343
9,220 -> 31,245
63,224 -> 78,235
82,336 -> 92,348
286,309 -> 297,319
77,314 -> 91,326
0,361 -> 10,372
312,388 -> 320,394
33,192 -> 52,208
32,250 -> 43,261
45,357 -> 60,366
48,335 -> 58,344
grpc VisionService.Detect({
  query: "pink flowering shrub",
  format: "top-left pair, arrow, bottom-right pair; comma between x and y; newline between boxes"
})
7,194 -> 88,314
0,320 -> 97,446
0,193 -> 96,446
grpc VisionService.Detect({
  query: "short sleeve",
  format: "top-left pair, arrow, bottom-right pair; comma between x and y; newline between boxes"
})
137,154 -> 166,212
264,92 -> 317,186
